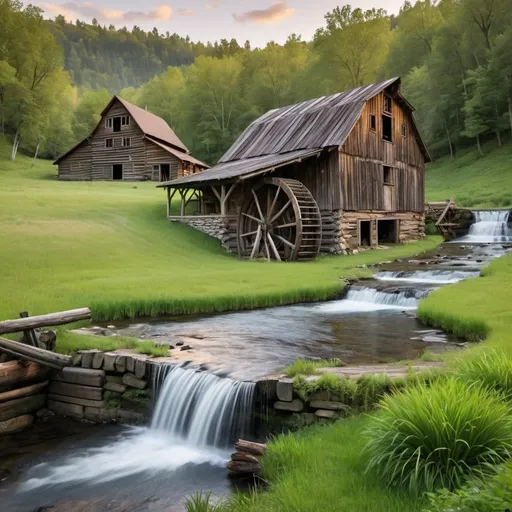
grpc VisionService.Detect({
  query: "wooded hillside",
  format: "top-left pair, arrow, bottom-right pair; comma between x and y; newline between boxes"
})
1,0 -> 511,165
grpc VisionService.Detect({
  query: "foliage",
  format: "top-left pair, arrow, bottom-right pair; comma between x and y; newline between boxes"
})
426,461 -> 512,512
456,348 -> 512,401
0,143 -> 441,322
185,492 -> 227,512
133,341 -> 170,357
283,358 -> 344,377
355,374 -> 396,410
293,373 -> 357,403
365,378 -> 512,495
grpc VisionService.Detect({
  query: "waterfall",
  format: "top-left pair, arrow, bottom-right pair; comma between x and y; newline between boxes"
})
374,270 -> 480,284
152,366 -> 255,449
462,210 -> 512,243
344,288 -> 422,308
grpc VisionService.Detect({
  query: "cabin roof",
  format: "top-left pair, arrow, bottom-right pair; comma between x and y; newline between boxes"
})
113,97 -> 188,153
54,96 -> 189,164
146,137 -> 209,168
157,148 -> 322,188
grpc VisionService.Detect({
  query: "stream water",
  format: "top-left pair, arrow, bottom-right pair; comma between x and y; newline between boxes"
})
2,211 -> 511,511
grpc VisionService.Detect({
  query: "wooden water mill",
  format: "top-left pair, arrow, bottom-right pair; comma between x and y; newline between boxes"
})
237,178 -> 322,262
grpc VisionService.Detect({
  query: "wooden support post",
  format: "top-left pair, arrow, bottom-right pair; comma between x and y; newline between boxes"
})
220,185 -> 226,215
166,187 -> 171,218
19,312 -> 38,348
180,190 -> 185,217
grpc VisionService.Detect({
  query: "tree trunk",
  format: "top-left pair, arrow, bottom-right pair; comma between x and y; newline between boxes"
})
496,129 -> 502,147
507,90 -> 512,136
444,118 -> 454,159
31,139 -> 41,167
11,129 -> 21,161
476,135 -> 483,156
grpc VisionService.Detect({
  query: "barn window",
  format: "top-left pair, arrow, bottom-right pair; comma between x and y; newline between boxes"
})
369,114 -> 376,131
123,137 -> 131,147
383,166 -> 393,185
384,96 -> 392,114
105,138 -> 113,148
401,123 -> 407,137
378,219 -> 398,244
382,114 -> 393,142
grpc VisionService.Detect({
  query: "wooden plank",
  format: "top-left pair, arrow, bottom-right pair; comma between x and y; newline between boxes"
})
0,394 -> 46,421
48,393 -> 105,409
0,361 -> 49,386
0,308 -> 92,335
49,382 -> 104,401
0,337 -> 71,370
0,381 -> 48,403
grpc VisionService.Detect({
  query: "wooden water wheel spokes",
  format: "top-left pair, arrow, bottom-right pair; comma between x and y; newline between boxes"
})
237,177 -> 322,262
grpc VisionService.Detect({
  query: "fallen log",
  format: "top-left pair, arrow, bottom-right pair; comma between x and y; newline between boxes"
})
0,308 -> 92,335
0,337 -> 71,370
0,414 -> 34,435
235,440 -> 267,457
0,381 -> 48,403
227,460 -> 262,476
0,361 -> 50,386
0,394 -> 46,421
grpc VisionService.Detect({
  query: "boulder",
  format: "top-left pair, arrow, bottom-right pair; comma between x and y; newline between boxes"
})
134,360 -> 147,379
48,400 -> 84,419
92,352 -> 105,369
122,373 -> 147,390
274,399 -> 304,412
53,367 -> 105,387
309,400 -> 349,411
104,382 -> 126,393
102,353 -> 118,372
315,409 -> 338,419
276,380 -> 294,402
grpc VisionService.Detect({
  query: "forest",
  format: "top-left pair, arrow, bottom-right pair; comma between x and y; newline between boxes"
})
0,0 -> 512,165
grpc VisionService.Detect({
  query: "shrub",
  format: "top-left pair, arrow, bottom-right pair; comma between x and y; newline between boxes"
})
427,461 -> 512,512
283,358 -> 344,377
365,378 -> 512,495
355,374 -> 395,410
456,348 -> 512,401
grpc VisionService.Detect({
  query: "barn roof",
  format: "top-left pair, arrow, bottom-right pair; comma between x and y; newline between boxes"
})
146,137 -> 209,168
157,149 -> 322,188
158,77 -> 429,188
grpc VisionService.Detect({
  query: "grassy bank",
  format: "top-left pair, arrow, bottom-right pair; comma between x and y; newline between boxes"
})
0,142 -> 439,322
426,143 -> 512,208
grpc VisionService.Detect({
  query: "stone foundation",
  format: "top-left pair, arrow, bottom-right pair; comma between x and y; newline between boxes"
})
320,210 -> 425,253
173,216 -> 237,251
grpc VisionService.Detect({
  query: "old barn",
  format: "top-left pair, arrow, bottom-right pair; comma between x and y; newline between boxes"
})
54,96 -> 208,181
158,77 -> 430,260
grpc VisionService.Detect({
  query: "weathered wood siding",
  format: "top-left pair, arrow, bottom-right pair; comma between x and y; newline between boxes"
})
145,141 -> 183,181
91,100 -> 146,181
57,142 -> 92,180
339,92 -> 425,212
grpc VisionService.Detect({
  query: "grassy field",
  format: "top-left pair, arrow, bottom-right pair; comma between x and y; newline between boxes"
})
0,141 -> 439,323
426,142 -> 512,208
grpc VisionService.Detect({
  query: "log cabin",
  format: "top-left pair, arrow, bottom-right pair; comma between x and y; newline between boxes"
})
158,77 -> 430,261
54,96 -> 209,181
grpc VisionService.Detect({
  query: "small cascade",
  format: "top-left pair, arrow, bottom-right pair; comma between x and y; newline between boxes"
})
460,210 -> 512,243
374,270 -> 480,284
345,287 -> 422,308
152,366 -> 255,449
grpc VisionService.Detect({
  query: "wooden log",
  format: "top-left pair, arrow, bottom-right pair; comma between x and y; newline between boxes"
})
0,381 -> 48,403
19,311 -> 38,347
53,367 -> 105,387
0,414 -> 34,435
0,336 -> 71,370
234,440 -> 266,457
227,460 -> 262,475
49,381 -> 103,401
231,452 -> 260,464
0,361 -> 50,386
0,394 -> 46,421
0,308 -> 92,335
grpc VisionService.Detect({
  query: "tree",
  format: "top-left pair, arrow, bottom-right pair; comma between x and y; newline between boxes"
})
72,88 -> 111,141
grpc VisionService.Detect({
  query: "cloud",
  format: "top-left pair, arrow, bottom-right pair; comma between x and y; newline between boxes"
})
205,0 -> 220,9
233,1 -> 294,24
176,8 -> 195,16
41,2 -> 173,22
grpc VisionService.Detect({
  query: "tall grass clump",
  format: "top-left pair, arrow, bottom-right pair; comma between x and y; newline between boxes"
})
283,358 -> 344,377
456,348 -> 512,401
185,492 -> 227,512
365,378 -> 512,495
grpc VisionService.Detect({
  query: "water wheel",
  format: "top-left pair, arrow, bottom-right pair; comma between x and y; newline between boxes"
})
237,177 -> 322,262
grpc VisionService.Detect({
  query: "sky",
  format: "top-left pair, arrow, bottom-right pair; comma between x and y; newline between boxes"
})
34,0 -> 406,47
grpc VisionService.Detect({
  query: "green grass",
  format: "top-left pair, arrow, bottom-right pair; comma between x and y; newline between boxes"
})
0,139 -> 440,322
282,358 -> 344,377
426,142 -> 512,208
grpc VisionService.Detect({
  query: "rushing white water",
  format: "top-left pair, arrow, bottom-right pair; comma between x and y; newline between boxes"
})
460,210 -> 512,243
152,366 -> 255,448
374,270 -> 480,284
20,367 -> 255,491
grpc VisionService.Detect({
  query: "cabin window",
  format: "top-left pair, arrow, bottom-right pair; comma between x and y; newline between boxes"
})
123,137 -> 131,147
382,114 -> 393,142
383,166 -> 393,185
378,219 -> 398,244
121,116 -> 130,126
384,95 -> 392,114
359,220 -> 372,247
153,165 -> 160,171
105,138 -> 113,148
369,114 -> 376,131
106,118 -> 113,129
401,123 -> 407,137
113,117 -> 121,132
112,164 -> 123,180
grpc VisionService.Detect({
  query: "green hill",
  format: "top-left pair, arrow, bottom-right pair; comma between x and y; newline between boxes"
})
426,143 -> 512,208
0,141 -> 438,322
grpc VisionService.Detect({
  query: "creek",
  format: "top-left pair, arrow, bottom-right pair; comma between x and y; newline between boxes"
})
1,211 -> 511,511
